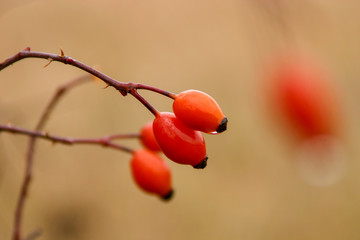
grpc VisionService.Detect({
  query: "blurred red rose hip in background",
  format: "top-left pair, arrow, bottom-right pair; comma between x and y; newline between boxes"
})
267,52 -> 342,140
265,51 -> 346,186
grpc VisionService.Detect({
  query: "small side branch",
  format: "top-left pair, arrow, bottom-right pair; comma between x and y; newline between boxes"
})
0,124 -> 134,153
135,83 -> 177,99
130,89 -> 160,117
12,75 -> 93,240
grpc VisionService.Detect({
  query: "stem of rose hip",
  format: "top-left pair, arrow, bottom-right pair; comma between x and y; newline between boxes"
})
135,83 -> 177,99
130,89 -> 160,117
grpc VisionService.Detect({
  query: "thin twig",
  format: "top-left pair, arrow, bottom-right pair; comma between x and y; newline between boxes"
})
11,75 -> 93,240
0,124 -> 135,153
35,75 -> 92,131
130,89 -> 160,117
136,83 -> 177,99
107,133 -> 140,141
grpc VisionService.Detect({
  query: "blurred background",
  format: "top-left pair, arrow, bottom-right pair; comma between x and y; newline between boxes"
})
1,0 -> 360,239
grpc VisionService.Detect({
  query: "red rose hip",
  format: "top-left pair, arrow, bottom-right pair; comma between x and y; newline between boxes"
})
140,121 -> 161,152
153,112 -> 208,168
130,149 -> 173,200
269,53 -> 340,139
173,90 -> 227,134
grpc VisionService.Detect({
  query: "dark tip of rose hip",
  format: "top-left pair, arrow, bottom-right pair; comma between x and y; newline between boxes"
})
216,117 -> 228,133
193,156 -> 208,169
161,189 -> 174,201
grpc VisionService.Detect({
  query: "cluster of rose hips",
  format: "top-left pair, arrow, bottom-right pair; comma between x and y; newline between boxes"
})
130,90 -> 227,200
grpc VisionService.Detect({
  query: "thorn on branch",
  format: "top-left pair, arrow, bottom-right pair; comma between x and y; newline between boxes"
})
103,83 -> 110,89
43,58 -> 54,68
59,48 -> 65,57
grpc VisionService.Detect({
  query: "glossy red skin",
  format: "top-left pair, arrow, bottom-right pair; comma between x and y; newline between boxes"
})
140,121 -> 161,152
153,112 -> 207,166
130,149 -> 172,198
270,55 -> 339,139
173,90 -> 225,133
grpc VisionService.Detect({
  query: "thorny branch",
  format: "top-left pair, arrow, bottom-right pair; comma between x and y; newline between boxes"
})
0,47 -> 177,100
11,75 -> 92,240
0,123 -> 136,153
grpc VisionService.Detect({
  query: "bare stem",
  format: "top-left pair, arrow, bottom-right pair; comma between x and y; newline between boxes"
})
0,124 -> 135,153
11,75 -> 93,240
135,83 -> 177,99
35,75 -> 92,131
108,133 -> 140,141
130,89 -> 160,117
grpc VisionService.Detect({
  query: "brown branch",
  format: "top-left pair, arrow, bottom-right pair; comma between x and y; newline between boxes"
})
0,124 -> 135,153
136,83 -> 176,99
10,74 -> 135,240
0,48 -> 176,239
35,75 -> 92,131
130,89 -> 160,117
107,133 -> 140,141
0,48 -> 177,100
12,75 -> 93,240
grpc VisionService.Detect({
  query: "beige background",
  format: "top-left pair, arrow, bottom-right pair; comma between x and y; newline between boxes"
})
1,0 -> 360,239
